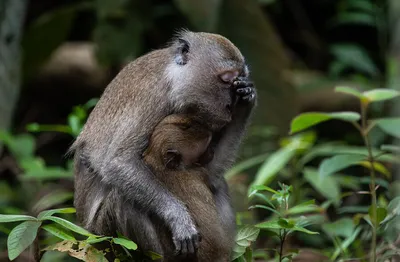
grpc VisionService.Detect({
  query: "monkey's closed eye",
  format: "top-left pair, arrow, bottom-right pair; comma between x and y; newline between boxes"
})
219,70 -> 239,84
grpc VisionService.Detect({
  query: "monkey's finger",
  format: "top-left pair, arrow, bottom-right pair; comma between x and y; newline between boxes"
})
173,239 -> 182,255
181,240 -> 188,256
236,87 -> 253,96
187,239 -> 195,254
241,93 -> 256,103
233,80 -> 254,88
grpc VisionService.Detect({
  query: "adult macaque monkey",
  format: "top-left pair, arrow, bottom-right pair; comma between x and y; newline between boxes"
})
70,29 -> 256,259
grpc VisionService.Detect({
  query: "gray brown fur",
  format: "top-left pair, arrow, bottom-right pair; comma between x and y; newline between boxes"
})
142,114 -> 231,262
70,30 -> 256,261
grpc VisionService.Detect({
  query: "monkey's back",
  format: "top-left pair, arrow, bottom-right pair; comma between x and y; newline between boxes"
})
154,168 -> 232,262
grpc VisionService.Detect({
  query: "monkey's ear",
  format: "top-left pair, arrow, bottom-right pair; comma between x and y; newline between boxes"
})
174,38 -> 190,65
165,149 -> 181,169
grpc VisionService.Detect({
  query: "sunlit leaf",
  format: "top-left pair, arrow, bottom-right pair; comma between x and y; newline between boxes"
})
42,224 -> 76,241
374,118 -> 400,138
363,89 -> 400,103
359,161 -> 391,178
113,236 -> 138,250
335,86 -> 363,98
290,112 -> 360,134
0,214 -> 37,223
319,154 -> 366,177
248,185 -> 279,197
7,221 -> 41,260
38,208 -> 76,220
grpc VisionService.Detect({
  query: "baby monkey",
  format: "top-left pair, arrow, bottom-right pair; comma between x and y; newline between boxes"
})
142,114 -> 232,262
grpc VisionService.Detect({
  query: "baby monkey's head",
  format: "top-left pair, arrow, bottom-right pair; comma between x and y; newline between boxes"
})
143,114 -> 213,170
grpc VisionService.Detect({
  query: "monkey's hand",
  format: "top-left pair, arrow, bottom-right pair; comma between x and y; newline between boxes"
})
171,214 -> 201,257
232,77 -> 256,106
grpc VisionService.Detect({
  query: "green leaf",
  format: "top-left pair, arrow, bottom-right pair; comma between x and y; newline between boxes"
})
225,152 -> 270,179
45,216 -> 93,237
322,218 -> 355,238
333,12 -> 376,27
290,112 -> 360,134
278,218 -> 295,229
68,115 -> 81,136
251,146 -> 296,187
248,205 -> 280,216
380,196 -> 400,225
291,225 -> 319,235
7,221 -> 41,260
85,236 -> 112,244
363,89 -> 400,103
0,214 -> 37,223
231,225 -> 260,261
335,86 -> 363,98
374,118 -> 400,138
319,154 -> 366,177
7,134 -> 36,160
42,224 -> 76,241
331,227 -> 362,260
381,145 -> 400,154
256,220 -> 282,230
303,168 -> 340,201
359,161 -> 391,178
330,44 -> 378,77
38,208 -> 76,220
376,207 -> 387,225
248,185 -> 279,197
113,237 -> 138,250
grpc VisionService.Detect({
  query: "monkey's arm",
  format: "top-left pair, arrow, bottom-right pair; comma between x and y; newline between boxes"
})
207,78 -> 256,175
99,154 -> 200,255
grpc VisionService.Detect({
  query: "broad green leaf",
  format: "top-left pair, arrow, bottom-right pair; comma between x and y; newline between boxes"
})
359,161 -> 391,178
7,221 -> 41,260
113,237 -> 138,250
374,118 -> 400,138
376,207 -> 387,225
231,225 -> 260,260
0,214 -> 37,223
38,208 -> 76,220
380,197 -> 400,225
319,154 -> 366,177
278,218 -> 295,229
290,112 -> 360,134
45,216 -> 93,237
322,218 -> 355,238
26,123 -> 72,134
304,168 -> 340,201
286,200 -> 322,216
256,220 -> 282,230
251,146 -> 296,187
42,224 -> 76,241
68,115 -> 81,136
335,86 -> 363,98
363,89 -> 400,103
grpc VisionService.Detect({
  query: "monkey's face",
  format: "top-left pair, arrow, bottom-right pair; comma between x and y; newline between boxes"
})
166,31 -> 250,131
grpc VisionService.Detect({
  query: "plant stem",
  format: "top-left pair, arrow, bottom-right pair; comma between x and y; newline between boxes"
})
360,102 -> 377,262
279,230 -> 286,262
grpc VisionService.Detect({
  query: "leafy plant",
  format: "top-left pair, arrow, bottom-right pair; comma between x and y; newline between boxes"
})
0,208 -> 139,261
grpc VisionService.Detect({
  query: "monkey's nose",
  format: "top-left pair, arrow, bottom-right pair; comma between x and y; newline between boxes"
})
219,70 -> 239,83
